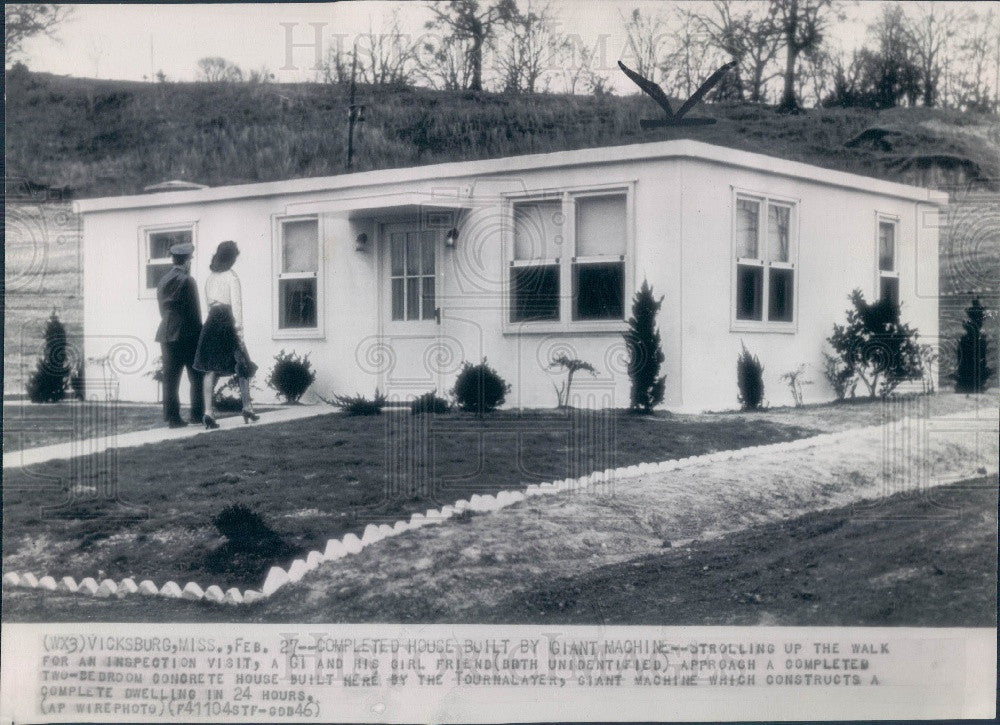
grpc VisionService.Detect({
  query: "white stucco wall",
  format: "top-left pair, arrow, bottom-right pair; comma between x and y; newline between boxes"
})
78,143 -> 940,412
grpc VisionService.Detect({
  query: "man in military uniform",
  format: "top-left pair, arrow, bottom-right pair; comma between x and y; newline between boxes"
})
154,241 -> 204,427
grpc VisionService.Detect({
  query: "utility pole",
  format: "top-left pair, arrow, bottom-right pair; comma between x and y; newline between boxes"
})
346,44 -> 364,170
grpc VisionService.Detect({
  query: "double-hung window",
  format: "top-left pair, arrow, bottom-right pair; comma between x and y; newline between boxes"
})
142,226 -> 193,294
734,193 -> 796,326
276,216 -> 320,332
508,187 -> 630,328
877,217 -> 899,307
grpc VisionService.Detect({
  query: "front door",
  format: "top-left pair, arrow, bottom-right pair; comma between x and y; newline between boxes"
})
379,222 -> 443,393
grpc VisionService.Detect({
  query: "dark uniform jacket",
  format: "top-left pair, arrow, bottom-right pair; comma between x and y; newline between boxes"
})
154,265 -> 203,344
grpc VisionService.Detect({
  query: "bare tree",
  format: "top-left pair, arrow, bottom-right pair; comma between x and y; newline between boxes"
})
949,8 -> 999,112
425,0 -> 518,91
620,8 -> 669,84
197,57 -> 245,83
356,10 -> 420,87
903,2 -> 958,107
774,0 -> 835,111
5,4 -> 73,65
687,1 -> 782,103
494,1 -> 568,93
416,33 -> 475,90
657,11 -> 710,100
559,34 -> 611,95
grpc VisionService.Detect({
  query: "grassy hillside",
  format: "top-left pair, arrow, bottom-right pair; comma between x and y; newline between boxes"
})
4,71 -> 998,396
6,70 -> 999,197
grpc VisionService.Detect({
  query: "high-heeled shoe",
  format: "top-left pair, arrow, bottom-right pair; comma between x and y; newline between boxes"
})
203,414 -> 220,429
242,410 -> 259,424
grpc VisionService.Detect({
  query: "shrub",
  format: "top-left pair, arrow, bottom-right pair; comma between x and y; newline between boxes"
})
26,311 -> 70,403
952,298 -> 993,393
69,363 -> 86,401
411,390 -> 451,415
822,351 -> 854,401
779,364 -> 811,407
827,289 -> 922,398
331,389 -> 388,415
266,349 -> 315,403
213,376 -> 243,412
736,342 -> 765,410
451,359 -> 510,414
207,503 -> 301,584
548,355 -> 597,409
623,280 -> 666,413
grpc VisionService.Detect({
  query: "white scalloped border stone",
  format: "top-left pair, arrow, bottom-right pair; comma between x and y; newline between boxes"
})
4,414 -> 992,606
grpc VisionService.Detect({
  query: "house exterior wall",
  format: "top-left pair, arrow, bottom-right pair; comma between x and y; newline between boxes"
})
79,148 -> 939,412
677,158 -> 939,411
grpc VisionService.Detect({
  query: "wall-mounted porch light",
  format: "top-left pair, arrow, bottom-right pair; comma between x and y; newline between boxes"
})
355,232 -> 368,251
445,227 -> 459,248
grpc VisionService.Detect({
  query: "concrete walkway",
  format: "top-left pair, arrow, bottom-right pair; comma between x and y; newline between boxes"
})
2,404 -> 334,469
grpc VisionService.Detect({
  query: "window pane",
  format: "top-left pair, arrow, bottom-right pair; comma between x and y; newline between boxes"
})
575,194 -> 626,257
390,233 -> 404,276
405,233 -> 420,276
768,267 -> 794,322
146,263 -> 172,289
880,275 -> 899,307
514,200 -> 562,260
406,277 -> 420,320
510,264 -> 559,322
767,204 -> 790,263
148,230 -> 190,260
573,262 -> 624,320
736,264 -> 763,320
279,278 -> 317,328
879,221 -> 895,271
420,231 -> 435,275
282,219 -> 319,273
421,277 -> 436,320
736,199 -> 759,258
391,278 -> 404,320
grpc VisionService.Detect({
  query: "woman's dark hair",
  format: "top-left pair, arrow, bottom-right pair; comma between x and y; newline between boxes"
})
209,240 -> 239,273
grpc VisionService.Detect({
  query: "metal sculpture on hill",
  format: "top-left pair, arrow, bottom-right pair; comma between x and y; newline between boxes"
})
618,60 -> 737,128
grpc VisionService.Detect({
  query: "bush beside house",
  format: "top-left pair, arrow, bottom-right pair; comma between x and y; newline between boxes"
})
624,281 -> 665,414
452,359 -> 510,414
952,298 -> 994,393
737,343 -> 765,410
266,350 -> 315,403
26,311 -> 71,403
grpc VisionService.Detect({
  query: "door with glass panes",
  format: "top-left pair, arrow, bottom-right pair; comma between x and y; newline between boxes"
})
380,222 -> 443,390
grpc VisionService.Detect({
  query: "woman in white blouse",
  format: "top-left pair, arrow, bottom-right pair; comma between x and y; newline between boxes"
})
193,241 -> 259,427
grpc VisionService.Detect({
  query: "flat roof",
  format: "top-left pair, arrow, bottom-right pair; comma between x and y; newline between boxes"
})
73,139 -> 950,214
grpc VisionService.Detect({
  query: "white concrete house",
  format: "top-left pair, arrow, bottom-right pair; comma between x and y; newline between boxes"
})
73,140 -> 947,412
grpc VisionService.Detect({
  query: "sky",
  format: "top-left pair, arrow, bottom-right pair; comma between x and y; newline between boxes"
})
12,1 -> 988,92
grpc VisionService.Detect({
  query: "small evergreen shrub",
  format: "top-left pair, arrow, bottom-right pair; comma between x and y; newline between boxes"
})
332,389 -> 388,415
411,390 -> 451,415
266,349 -> 315,403
451,359 -> 510,414
952,298 -> 993,393
737,342 -> 765,410
827,289 -> 922,398
623,280 -> 666,413
26,311 -> 70,403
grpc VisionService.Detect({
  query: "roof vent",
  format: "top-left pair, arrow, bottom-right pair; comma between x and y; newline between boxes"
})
143,180 -> 209,193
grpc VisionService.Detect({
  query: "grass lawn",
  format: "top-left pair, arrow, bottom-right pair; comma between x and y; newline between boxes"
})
1,392 -> 991,597
3,406 -> 822,590
5,477 -> 995,625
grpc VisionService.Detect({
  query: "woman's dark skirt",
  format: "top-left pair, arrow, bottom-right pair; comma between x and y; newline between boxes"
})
193,304 -> 256,378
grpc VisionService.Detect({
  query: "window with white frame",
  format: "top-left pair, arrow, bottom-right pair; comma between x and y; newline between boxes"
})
878,218 -> 899,307
277,217 -> 319,330
734,194 -> 795,324
143,227 -> 193,290
389,229 -> 436,321
509,190 -> 628,324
